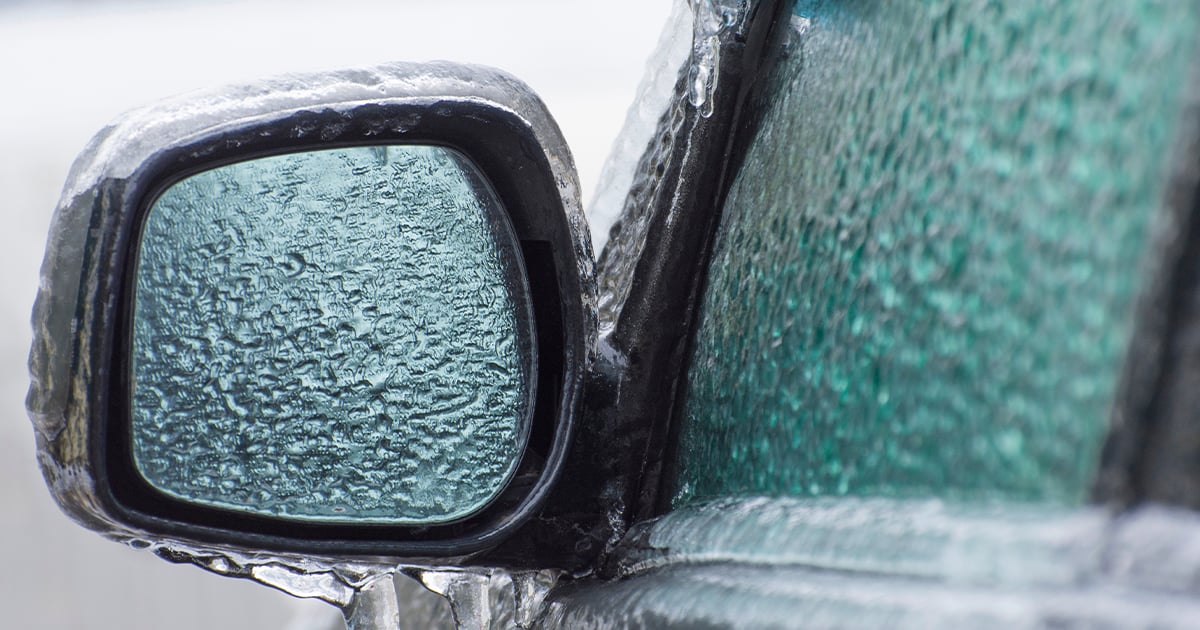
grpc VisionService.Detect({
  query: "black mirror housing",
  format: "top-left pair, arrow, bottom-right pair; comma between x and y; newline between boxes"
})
28,62 -> 594,560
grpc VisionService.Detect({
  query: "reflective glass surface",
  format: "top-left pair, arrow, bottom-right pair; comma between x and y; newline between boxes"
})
131,145 -> 535,525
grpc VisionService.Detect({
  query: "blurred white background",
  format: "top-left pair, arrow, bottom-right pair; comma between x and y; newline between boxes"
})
0,1 -> 669,627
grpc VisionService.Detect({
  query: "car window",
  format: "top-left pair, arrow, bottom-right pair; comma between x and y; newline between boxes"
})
671,0 -> 1200,506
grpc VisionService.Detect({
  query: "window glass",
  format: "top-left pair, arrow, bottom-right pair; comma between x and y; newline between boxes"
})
673,1 -> 1200,505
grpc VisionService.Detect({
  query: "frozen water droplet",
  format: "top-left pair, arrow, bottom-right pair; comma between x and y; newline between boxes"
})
688,34 -> 721,118
410,567 -> 557,629
792,14 -> 812,36
512,570 -> 560,628
687,0 -> 741,118
250,564 -> 359,607
416,570 -> 500,629
341,573 -> 401,630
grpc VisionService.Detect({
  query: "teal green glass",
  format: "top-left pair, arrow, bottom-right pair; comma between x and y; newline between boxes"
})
673,1 -> 1200,505
131,145 -> 536,525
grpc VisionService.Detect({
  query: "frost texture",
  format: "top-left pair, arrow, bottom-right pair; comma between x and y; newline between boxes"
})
587,0 -> 693,252
594,0 -> 745,329
675,0 -> 1200,505
132,146 -> 534,524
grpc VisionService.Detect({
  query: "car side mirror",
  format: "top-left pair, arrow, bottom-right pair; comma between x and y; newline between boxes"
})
27,62 -> 593,559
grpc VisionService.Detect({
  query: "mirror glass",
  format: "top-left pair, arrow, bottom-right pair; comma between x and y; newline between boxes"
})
130,145 -> 536,525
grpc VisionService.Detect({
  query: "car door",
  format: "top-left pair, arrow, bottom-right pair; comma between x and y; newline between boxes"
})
536,0 -> 1200,626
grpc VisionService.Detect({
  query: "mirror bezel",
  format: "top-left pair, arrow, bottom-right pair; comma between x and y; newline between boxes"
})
29,64 -> 590,558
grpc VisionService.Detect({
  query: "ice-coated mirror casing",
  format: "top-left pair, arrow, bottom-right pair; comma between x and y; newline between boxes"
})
28,62 -> 594,557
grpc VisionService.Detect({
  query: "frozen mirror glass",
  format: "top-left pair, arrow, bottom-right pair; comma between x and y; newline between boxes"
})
129,145 -> 536,525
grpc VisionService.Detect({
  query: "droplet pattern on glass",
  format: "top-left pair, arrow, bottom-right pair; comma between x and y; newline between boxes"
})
131,145 -> 534,525
674,1 -> 1200,505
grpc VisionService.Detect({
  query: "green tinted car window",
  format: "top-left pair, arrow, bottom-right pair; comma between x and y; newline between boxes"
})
673,1 -> 1200,506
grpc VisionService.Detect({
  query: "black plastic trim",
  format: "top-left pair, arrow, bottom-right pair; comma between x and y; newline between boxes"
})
525,0 -> 795,571
1096,82 -> 1200,508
